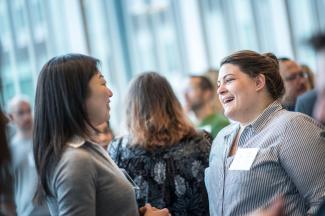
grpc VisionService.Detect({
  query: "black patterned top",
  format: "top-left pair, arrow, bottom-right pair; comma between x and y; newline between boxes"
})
108,133 -> 211,216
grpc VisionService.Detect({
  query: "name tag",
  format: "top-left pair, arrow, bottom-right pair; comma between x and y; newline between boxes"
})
229,148 -> 258,170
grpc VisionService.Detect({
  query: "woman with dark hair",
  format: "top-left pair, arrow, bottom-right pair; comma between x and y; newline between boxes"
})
33,54 -> 169,216
109,72 -> 211,216
205,50 -> 325,215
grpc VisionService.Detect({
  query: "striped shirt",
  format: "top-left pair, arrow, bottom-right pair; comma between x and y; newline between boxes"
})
205,101 -> 325,215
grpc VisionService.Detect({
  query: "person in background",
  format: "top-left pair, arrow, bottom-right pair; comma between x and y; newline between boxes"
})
301,64 -> 315,90
206,50 -> 325,215
278,58 -> 308,111
184,75 -> 229,138
109,72 -> 211,216
204,68 -> 226,117
295,63 -> 317,117
33,54 -> 169,216
295,88 -> 317,117
7,96 -> 50,216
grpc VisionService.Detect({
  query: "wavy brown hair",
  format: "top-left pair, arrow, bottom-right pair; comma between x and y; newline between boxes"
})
126,72 -> 196,149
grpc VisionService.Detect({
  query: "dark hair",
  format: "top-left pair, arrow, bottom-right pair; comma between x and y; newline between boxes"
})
0,109 -> 9,165
190,75 -> 215,91
33,54 -> 100,201
0,45 -> 13,205
126,72 -> 196,149
0,43 -> 10,166
309,32 -> 325,51
220,50 -> 285,100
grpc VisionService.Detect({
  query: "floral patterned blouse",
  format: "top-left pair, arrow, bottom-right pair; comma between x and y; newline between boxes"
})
108,134 -> 211,216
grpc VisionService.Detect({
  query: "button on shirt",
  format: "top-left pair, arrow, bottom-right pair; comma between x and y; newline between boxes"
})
205,101 -> 325,216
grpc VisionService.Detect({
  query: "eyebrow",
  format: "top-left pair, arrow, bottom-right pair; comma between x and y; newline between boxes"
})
218,73 -> 235,82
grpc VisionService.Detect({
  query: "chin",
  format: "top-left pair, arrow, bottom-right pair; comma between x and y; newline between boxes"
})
224,110 -> 238,122
223,108 -> 232,118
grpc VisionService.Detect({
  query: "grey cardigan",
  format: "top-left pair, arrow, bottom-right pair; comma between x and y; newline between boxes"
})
47,137 -> 139,216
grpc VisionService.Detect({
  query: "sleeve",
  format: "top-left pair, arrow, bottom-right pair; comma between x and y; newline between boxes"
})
280,115 -> 325,214
52,149 -> 97,216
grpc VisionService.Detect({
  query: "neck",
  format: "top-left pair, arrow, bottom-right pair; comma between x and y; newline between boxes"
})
238,98 -> 274,126
194,103 -> 215,122
281,95 -> 295,106
86,124 -> 101,144
17,129 -> 32,140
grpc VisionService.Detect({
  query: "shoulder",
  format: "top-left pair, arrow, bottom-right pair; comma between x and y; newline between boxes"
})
187,132 -> 211,148
295,90 -> 317,113
274,109 -> 322,128
174,133 -> 211,157
297,89 -> 317,102
55,146 -> 96,177
273,111 -> 324,145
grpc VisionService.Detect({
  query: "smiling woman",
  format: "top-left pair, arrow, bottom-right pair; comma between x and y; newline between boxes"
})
216,51 -> 284,124
33,54 -> 169,216
206,50 -> 325,216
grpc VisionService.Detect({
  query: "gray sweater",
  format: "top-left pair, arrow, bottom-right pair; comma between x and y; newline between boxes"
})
47,138 -> 139,216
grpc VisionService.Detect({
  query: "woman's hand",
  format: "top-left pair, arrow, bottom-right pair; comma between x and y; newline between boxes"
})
139,204 -> 170,216
249,197 -> 284,216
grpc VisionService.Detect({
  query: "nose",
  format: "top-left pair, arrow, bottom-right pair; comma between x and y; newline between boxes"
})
217,83 -> 227,96
106,87 -> 113,98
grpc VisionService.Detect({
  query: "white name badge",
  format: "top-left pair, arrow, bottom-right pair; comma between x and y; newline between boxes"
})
229,148 -> 259,171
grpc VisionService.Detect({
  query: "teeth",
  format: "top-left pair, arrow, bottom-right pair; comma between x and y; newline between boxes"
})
223,97 -> 234,104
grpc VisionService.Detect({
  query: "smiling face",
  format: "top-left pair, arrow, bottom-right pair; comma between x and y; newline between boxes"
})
217,64 -> 266,123
85,73 -> 113,127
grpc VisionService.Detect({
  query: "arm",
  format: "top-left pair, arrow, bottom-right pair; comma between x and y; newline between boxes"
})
280,115 -> 325,214
53,149 -> 97,216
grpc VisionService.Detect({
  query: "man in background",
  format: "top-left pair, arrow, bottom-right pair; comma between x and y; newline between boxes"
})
184,75 -> 229,138
279,58 -> 309,111
8,96 -> 49,216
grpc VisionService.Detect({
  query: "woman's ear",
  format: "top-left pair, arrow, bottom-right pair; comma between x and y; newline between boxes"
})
255,74 -> 266,92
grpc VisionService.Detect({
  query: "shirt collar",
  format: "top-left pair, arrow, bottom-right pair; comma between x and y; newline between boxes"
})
67,136 -> 98,148
249,100 -> 283,133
